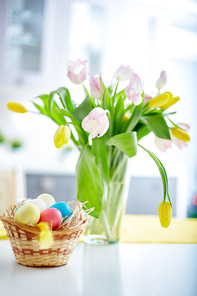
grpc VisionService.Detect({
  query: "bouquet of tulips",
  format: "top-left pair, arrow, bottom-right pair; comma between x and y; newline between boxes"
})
7,59 -> 190,230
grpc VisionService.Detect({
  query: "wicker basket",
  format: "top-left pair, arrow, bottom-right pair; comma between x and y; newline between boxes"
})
0,201 -> 90,267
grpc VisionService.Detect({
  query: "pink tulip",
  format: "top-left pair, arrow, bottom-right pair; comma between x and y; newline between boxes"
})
154,136 -> 172,152
89,76 -> 103,100
67,59 -> 88,84
125,72 -> 143,106
129,72 -> 143,94
156,71 -> 167,90
116,65 -> 133,81
82,107 -> 109,139
170,123 -> 190,149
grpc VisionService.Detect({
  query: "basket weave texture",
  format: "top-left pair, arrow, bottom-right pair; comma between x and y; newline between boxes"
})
0,201 -> 88,267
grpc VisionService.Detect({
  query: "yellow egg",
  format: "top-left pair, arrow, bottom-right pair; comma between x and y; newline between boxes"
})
15,204 -> 40,225
37,193 -> 56,208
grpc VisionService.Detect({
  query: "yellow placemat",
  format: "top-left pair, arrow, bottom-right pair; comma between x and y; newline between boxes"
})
79,215 -> 197,243
1,216 -> 197,243
0,221 -> 8,240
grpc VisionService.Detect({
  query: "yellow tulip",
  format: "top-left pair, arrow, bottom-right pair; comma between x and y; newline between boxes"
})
171,127 -> 190,142
53,125 -> 71,149
148,92 -> 170,108
160,92 -> 180,110
7,102 -> 27,113
158,201 -> 172,228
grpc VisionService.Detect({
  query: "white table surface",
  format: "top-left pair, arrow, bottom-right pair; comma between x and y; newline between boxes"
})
0,241 -> 197,296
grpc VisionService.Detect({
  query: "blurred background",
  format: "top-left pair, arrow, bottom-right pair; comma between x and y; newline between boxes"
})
0,0 -> 197,218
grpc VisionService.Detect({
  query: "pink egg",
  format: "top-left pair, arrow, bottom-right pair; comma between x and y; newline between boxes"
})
39,208 -> 62,230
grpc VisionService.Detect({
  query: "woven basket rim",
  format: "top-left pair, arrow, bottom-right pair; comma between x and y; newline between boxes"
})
0,216 -> 87,235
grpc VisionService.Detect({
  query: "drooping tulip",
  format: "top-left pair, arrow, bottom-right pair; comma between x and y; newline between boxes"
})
170,126 -> 190,142
82,107 -> 109,138
67,59 -> 88,84
125,72 -> 143,106
155,123 -> 190,151
156,71 -> 167,90
170,123 -> 190,149
89,76 -> 103,100
116,65 -> 133,81
158,201 -> 172,228
53,125 -> 71,149
7,102 -> 27,113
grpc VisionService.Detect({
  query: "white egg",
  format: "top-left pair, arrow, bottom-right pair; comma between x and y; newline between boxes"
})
24,199 -> 47,212
37,193 -> 56,208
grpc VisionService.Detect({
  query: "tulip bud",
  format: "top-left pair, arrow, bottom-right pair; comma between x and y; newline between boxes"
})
158,201 -> 172,228
89,76 -> 103,100
148,93 -> 170,108
156,71 -> 167,90
159,92 -> 180,110
67,59 -> 88,84
122,112 -> 131,122
7,102 -> 27,113
116,65 -> 133,81
82,107 -> 109,139
53,125 -> 71,149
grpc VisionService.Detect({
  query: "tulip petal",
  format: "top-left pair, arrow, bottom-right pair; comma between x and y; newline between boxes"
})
160,92 -> 180,110
148,93 -> 170,108
155,136 -> 172,152
171,127 -> 190,142
116,65 -> 133,81
156,71 -> 167,90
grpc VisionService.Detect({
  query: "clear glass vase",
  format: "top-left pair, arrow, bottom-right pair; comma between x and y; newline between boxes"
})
84,149 -> 130,245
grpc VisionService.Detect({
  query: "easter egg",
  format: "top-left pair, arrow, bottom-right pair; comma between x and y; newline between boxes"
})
50,202 -> 72,220
15,204 -> 40,225
39,208 -> 62,230
37,193 -> 56,208
24,199 -> 47,212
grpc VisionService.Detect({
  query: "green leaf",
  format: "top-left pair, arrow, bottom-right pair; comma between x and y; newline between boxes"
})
54,87 -> 75,113
72,95 -> 93,122
141,114 -> 170,140
33,102 -> 49,116
138,144 -> 172,206
51,101 -> 67,126
126,101 -> 143,132
100,78 -> 111,110
76,146 -> 103,218
107,132 -> 137,158
136,124 -> 151,141
57,108 -> 73,121
115,95 -> 124,122
92,137 -> 110,199
34,94 -> 49,108
48,91 -> 55,114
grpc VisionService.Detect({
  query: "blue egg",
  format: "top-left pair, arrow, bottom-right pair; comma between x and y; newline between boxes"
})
50,202 -> 72,220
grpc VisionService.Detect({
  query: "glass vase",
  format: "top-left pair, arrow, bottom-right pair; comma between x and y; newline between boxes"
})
84,149 -> 130,245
